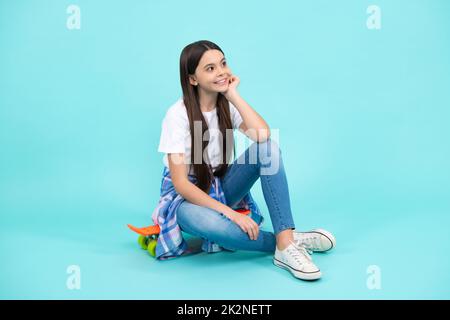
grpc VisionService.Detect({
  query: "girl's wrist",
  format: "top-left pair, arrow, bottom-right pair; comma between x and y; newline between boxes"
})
225,90 -> 240,102
220,206 -> 237,220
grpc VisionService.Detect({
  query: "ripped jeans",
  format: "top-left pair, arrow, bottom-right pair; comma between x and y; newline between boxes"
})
176,138 -> 296,253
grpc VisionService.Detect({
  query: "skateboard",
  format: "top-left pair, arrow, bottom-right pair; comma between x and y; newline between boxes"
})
127,208 -> 251,257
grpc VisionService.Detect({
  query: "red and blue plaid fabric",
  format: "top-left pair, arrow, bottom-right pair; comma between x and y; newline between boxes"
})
151,166 -> 264,260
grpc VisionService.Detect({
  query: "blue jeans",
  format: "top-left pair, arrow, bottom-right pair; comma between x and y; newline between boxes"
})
176,138 -> 296,253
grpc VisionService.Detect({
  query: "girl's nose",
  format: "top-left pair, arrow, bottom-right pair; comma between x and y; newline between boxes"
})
218,65 -> 228,75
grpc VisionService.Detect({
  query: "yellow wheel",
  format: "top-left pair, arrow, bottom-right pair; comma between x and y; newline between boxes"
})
147,239 -> 157,257
138,235 -> 148,250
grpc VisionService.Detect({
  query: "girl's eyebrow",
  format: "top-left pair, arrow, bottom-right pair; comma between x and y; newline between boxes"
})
203,57 -> 226,69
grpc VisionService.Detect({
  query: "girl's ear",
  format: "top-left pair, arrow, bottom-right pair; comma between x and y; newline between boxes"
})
189,75 -> 198,86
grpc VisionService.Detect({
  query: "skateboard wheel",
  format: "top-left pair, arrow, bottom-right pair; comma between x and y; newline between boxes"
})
147,239 -> 157,257
138,235 -> 148,250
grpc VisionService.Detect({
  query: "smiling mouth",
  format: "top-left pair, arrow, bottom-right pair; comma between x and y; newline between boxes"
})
214,78 -> 228,85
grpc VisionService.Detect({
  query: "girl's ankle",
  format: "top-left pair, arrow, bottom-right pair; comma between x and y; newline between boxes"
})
276,229 -> 294,250
276,239 -> 293,251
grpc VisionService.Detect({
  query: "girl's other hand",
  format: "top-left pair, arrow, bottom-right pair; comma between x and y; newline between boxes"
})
227,209 -> 260,241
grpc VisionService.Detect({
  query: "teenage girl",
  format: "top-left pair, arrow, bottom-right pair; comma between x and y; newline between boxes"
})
155,40 -> 336,280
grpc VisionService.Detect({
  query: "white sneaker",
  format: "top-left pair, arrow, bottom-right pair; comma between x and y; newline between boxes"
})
273,240 -> 322,281
293,229 -> 336,252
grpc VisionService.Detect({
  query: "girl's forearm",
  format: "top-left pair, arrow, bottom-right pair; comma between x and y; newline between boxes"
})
227,93 -> 271,141
175,179 -> 236,219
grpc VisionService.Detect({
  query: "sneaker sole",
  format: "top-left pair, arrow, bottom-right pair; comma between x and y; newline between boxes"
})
273,258 -> 322,281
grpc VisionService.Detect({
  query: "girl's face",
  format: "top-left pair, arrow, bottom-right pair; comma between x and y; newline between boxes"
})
189,49 -> 232,94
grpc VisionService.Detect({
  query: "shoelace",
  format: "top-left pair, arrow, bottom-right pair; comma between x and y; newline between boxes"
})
288,240 -> 314,264
297,234 -> 321,250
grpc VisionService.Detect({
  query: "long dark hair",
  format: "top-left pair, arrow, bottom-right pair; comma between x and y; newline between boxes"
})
179,40 -> 234,193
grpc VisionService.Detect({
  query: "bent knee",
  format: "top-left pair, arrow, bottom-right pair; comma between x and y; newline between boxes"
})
257,138 -> 281,157
255,139 -> 282,175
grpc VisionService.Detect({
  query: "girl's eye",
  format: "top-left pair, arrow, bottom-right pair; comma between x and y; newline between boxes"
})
206,62 -> 225,72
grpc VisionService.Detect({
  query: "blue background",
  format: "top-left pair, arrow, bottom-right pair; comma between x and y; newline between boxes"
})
1,0 -> 449,299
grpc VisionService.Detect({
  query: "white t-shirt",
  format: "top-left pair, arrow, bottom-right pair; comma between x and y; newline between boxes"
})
158,98 -> 244,174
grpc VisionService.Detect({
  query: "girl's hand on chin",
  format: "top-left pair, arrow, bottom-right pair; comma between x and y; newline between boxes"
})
222,75 -> 240,100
